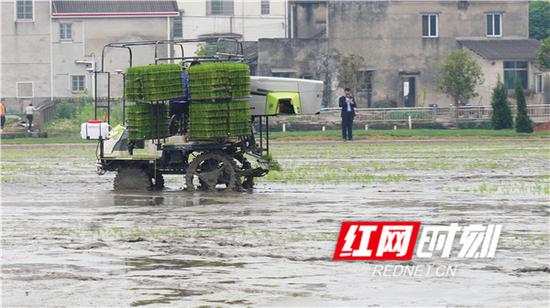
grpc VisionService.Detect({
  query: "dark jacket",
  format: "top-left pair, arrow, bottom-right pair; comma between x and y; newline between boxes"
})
339,95 -> 357,118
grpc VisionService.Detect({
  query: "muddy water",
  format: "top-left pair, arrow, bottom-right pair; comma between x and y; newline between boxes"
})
1,141 -> 549,307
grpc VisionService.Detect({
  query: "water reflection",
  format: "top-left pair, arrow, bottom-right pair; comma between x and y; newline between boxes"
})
112,194 -> 165,207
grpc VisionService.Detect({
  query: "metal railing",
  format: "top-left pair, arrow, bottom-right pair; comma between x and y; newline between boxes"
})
321,105 -> 550,123
34,103 -> 550,129
35,101 -> 57,129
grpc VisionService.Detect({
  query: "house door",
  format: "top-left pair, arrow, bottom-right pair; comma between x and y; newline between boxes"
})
358,70 -> 374,108
402,77 -> 416,107
365,71 -> 374,108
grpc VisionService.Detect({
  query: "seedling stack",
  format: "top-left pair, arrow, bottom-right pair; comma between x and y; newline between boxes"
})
188,62 -> 251,139
83,38 -> 323,192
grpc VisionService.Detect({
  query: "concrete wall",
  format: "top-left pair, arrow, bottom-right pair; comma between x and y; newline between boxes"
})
257,38 -> 326,76
258,0 -> 532,107
1,0 -> 52,112
469,51 -> 502,106
291,1 -> 326,39
257,38 -> 339,105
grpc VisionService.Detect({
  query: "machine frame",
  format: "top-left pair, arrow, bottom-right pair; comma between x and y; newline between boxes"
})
91,38 -> 273,191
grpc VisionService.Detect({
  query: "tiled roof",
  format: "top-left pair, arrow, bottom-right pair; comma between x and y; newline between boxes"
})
458,39 -> 541,61
52,1 -> 178,16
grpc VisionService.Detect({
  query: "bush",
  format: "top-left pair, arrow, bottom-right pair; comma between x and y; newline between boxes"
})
55,100 -> 77,119
458,121 -> 493,129
514,79 -> 533,133
529,1 -> 550,41
537,37 -> 550,69
337,54 -> 366,94
46,97 -> 124,133
372,100 -> 397,108
491,81 -> 513,130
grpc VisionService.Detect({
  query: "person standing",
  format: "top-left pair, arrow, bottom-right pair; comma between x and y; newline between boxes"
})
0,99 -> 7,131
26,103 -> 37,132
339,88 -> 357,141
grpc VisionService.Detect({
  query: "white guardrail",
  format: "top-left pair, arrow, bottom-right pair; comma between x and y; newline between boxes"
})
320,105 -> 550,123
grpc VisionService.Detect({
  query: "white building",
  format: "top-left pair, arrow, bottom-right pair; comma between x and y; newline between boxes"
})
1,0 -> 290,111
1,0 -> 179,110
174,0 -> 288,56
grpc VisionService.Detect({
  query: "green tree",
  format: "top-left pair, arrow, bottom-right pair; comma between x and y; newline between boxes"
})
529,1 -> 550,40
438,50 -> 483,106
537,37 -> 550,69
337,54 -> 366,94
491,81 -> 513,130
514,79 -> 533,133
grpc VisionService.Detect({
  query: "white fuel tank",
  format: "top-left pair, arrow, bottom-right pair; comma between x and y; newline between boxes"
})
80,120 -> 109,140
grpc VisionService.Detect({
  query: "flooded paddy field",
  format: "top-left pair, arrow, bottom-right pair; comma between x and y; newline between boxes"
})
1,139 -> 549,307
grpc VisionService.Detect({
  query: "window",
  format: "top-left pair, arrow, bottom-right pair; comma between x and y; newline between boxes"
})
16,0 -> 33,20
503,61 -> 528,90
71,75 -> 86,92
535,74 -> 543,94
261,0 -> 270,15
486,13 -> 502,37
208,0 -> 234,15
60,23 -> 72,40
422,14 -> 438,38
173,15 -> 182,38
16,82 -> 34,98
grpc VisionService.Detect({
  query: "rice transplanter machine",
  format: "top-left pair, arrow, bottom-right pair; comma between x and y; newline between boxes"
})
81,39 -> 323,191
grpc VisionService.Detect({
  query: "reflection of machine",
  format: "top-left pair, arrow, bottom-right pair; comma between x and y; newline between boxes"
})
81,39 -> 323,192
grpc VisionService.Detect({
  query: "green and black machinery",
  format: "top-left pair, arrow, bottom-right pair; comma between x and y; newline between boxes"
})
83,39 -> 323,191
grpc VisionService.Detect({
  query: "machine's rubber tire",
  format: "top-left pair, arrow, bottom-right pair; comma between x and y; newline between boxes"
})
185,152 -> 237,191
113,167 -> 152,191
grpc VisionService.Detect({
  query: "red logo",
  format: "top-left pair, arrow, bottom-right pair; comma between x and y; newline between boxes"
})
333,222 -> 421,260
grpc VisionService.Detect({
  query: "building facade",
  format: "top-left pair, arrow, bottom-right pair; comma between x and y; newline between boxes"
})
459,39 -> 548,105
174,0 -> 288,56
1,0 -> 179,111
257,0 -> 546,107
169,0 -> 291,74
1,0 -> 52,111
1,0 -> 292,111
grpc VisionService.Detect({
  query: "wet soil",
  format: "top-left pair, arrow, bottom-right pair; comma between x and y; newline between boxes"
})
1,140 -> 549,307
